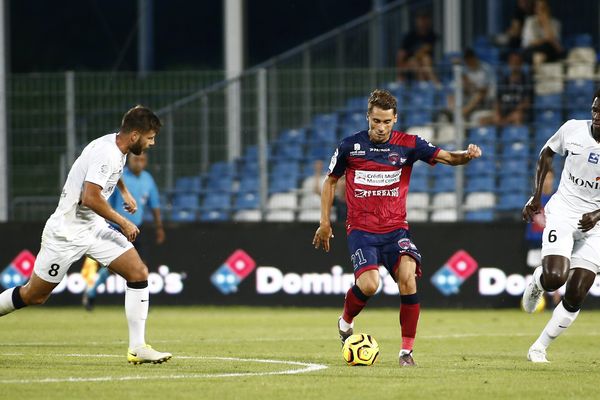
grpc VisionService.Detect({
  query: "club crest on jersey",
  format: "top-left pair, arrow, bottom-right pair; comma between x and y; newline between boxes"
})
398,238 -> 416,251
588,153 -> 599,164
388,152 -> 405,165
350,143 -> 366,157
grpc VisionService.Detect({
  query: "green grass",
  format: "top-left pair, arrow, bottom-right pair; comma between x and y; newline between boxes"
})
1,306 -> 599,399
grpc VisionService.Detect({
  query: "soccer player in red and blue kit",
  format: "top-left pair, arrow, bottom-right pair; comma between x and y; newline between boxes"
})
312,89 -> 482,366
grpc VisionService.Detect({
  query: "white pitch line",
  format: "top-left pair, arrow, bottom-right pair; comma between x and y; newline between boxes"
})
0,354 -> 328,384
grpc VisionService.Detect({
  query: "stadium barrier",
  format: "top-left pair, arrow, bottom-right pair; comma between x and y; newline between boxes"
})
3,221 -> 600,308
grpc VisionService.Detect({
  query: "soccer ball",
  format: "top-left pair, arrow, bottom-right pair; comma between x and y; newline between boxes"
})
342,333 -> 380,366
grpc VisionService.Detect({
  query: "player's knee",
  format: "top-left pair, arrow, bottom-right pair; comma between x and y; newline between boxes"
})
125,263 -> 148,282
358,279 -> 379,297
398,280 -> 416,295
542,269 -> 568,291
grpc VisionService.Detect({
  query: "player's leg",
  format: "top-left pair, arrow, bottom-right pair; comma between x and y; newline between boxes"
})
0,272 -> 59,315
394,255 -> 419,366
90,226 -> 171,364
523,217 -> 574,313
338,230 -> 380,345
528,266 -> 595,362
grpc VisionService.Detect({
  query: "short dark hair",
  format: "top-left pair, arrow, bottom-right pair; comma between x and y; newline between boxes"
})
121,105 -> 162,134
368,89 -> 397,115
593,88 -> 600,103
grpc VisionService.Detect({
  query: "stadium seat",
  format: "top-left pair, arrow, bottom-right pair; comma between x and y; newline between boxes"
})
202,192 -> 231,211
465,210 -> 495,221
269,175 -> 298,194
309,127 -> 337,144
170,209 -> 197,222
199,210 -> 229,222
206,175 -> 234,193
172,193 -> 200,210
297,209 -> 321,222
238,176 -> 260,193
345,96 -> 367,112
566,109 -> 589,120
173,176 -> 202,194
233,209 -> 262,222
435,123 -> 456,144
498,176 -> 529,194
265,210 -> 295,222
464,192 -> 496,210
534,94 -> 562,109
406,192 -> 429,209
299,192 -> 321,209
271,142 -> 304,161
430,209 -> 458,222
408,209 -> 428,222
267,192 -> 298,210
465,176 -> 495,193
409,175 -> 429,192
312,113 -> 339,131
431,176 -> 456,193
498,159 -> 528,177
278,128 -> 307,144
496,193 -> 529,211
501,142 -> 529,159
405,111 -> 432,126
234,192 -> 260,210
533,125 -> 556,143
209,161 -> 236,177
340,112 -> 367,137
500,125 -> 529,144
465,158 -> 495,177
406,125 -> 434,142
535,109 -> 562,126
432,192 -> 457,208
468,126 -> 497,144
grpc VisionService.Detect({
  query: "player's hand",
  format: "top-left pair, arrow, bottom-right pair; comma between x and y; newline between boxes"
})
522,196 -> 542,223
122,192 -> 138,214
578,210 -> 600,232
313,223 -> 334,252
121,219 -> 140,242
466,144 -> 482,160
155,226 -> 166,244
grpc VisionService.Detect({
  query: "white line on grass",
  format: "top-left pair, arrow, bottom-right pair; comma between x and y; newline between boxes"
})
0,354 -> 328,384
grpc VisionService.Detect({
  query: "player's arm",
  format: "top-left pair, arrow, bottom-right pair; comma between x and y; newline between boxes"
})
434,144 -> 482,165
522,146 -> 555,223
117,178 -> 137,214
81,182 -> 139,242
312,175 -> 338,252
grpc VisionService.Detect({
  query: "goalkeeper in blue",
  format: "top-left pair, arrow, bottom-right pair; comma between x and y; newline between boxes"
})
82,152 -> 165,311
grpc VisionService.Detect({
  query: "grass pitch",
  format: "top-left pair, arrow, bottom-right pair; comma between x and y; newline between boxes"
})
1,305 -> 599,400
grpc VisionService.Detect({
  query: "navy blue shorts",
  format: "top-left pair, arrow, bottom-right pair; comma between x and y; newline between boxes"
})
346,228 -> 422,280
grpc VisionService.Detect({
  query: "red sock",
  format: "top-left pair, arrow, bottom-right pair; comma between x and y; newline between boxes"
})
342,285 -> 370,323
400,294 -> 420,351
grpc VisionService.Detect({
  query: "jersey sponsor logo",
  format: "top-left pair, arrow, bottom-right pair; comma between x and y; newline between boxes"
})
354,170 -> 401,186
350,143 -> 366,157
354,187 -> 400,198
588,153 -> 599,164
370,147 -> 391,152
568,172 -> 600,189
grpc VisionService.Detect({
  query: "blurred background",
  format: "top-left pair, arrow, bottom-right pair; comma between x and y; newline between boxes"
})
1,0 -> 599,308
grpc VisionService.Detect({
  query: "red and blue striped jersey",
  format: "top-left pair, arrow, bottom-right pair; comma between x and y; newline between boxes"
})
328,130 -> 440,234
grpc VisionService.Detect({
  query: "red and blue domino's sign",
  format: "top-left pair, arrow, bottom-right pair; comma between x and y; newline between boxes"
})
0,250 -> 36,289
210,249 -> 256,294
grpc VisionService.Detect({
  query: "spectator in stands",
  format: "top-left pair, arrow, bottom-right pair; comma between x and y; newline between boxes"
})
313,159 -> 346,223
396,10 -> 439,84
481,51 -> 532,126
496,0 -> 535,52
522,0 -> 563,66
446,48 -> 495,124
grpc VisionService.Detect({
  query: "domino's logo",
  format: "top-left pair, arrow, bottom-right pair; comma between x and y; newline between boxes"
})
0,250 -> 36,289
430,250 -> 478,295
210,249 -> 256,294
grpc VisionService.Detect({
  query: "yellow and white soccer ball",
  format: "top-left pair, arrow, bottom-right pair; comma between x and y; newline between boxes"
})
342,333 -> 380,366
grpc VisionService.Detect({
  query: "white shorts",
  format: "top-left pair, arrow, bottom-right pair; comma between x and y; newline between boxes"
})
33,223 -> 134,283
542,213 -> 600,274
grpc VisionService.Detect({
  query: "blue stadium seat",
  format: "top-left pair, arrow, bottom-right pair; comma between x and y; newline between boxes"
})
468,126 -> 497,144
241,145 -> 271,163
307,144 -> 335,162
234,192 -> 260,210
206,175 -> 234,193
270,142 -> 304,161
409,175 -> 429,192
171,209 -> 197,222
202,192 -> 231,211
496,193 -> 529,211
431,176 -> 456,193
278,128 -> 307,144
535,109 -> 562,126
502,142 -> 529,159
565,79 -> 594,108
345,96 -> 367,112
309,127 -> 337,144
271,160 -> 300,178
411,162 -> 430,178
269,175 -> 298,194
465,158 -> 495,177
476,142 -> 497,161
534,94 -> 562,109
199,210 -> 229,222
500,125 -> 529,143
238,176 -> 259,193
465,176 -> 495,193
465,210 -> 495,222
498,176 -> 529,194
209,161 -> 236,177
405,110 -> 432,126
385,81 -> 405,105
498,159 -> 529,177
566,109 -> 590,120
340,112 -> 367,137
172,193 -> 199,210
238,161 -> 260,178
173,176 -> 202,193
312,113 -> 339,131
573,33 -> 593,48
533,125 -> 556,143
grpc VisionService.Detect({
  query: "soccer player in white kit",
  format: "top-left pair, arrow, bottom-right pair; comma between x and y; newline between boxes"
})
522,90 -> 600,363
0,106 -> 172,364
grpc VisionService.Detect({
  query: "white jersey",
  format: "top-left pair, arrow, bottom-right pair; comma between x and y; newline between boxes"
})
45,133 -> 127,240
544,119 -> 600,219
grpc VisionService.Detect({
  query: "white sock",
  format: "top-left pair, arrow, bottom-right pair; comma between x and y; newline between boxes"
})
0,287 -> 17,316
534,301 -> 579,349
339,316 -> 353,331
125,286 -> 149,349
